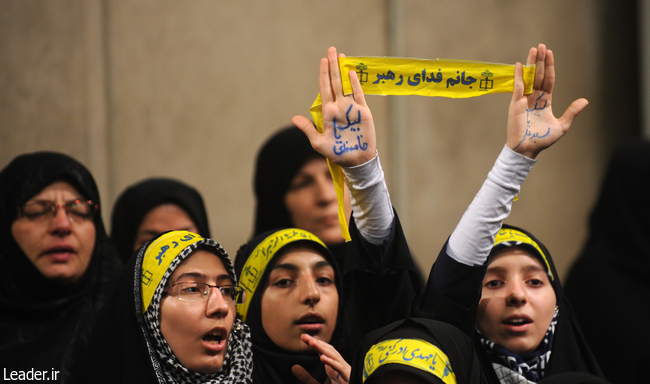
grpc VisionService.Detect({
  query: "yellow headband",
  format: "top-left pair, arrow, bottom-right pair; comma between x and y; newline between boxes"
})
236,228 -> 327,322
141,230 -> 204,313
363,338 -> 457,384
494,228 -> 554,281
310,56 -> 536,241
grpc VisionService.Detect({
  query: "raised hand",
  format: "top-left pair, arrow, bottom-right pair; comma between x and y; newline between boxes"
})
291,333 -> 350,384
293,46 -> 377,167
506,44 -> 589,159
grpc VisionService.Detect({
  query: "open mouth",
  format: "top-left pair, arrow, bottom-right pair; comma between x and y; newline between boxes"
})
296,314 -> 325,334
503,318 -> 532,326
202,330 -> 225,345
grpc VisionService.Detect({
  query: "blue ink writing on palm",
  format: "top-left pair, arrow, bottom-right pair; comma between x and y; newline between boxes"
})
513,92 -> 551,150
333,104 -> 369,155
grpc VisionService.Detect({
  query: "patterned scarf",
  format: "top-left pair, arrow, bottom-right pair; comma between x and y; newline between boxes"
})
143,237 -> 253,384
480,307 -> 559,384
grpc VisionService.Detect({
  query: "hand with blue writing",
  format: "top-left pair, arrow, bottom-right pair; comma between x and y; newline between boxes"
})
291,333 -> 350,384
293,46 -> 377,167
506,44 -> 588,159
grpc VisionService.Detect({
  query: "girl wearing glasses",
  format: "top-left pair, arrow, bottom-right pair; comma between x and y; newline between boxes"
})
0,152 -> 122,380
68,230 -> 253,383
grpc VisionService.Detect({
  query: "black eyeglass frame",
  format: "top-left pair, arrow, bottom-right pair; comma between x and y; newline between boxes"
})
16,199 -> 99,221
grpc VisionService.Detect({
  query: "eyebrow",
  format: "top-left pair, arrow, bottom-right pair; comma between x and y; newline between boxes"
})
486,264 -> 546,275
173,272 -> 233,284
270,260 -> 333,272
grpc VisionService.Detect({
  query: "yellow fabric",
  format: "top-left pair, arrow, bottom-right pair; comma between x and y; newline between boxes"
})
236,228 -> 327,322
310,56 -> 536,241
141,230 -> 204,313
363,338 -> 457,384
494,228 -> 555,281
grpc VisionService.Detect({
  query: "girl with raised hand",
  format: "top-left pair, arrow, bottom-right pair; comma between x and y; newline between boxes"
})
235,46 -> 421,384
413,44 -> 608,383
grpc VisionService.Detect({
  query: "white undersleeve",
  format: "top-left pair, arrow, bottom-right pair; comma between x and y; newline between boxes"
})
447,145 -> 536,266
342,152 -> 394,245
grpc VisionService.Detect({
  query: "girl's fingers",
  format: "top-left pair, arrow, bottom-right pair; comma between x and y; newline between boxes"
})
328,47 -> 344,98
533,43 -> 547,90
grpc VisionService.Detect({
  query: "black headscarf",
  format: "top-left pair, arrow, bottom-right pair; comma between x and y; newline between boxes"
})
67,230 -> 253,384
483,225 -> 605,383
0,151 -> 122,379
564,139 -> 650,383
234,228 -> 344,384
414,224 -> 606,384
111,177 -> 211,263
350,317 -> 488,384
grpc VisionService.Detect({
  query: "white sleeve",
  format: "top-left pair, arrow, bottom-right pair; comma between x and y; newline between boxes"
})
341,152 -> 394,245
447,145 -> 536,266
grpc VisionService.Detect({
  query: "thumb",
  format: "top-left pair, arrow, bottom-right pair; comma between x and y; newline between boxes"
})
558,98 -> 589,131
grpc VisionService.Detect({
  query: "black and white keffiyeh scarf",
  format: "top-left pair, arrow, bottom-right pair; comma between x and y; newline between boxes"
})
142,235 -> 253,384
480,307 -> 560,384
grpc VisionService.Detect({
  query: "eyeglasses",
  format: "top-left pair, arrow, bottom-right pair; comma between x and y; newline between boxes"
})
165,282 -> 245,304
16,200 -> 98,223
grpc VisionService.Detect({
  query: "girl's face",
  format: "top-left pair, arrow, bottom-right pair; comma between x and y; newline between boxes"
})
477,247 -> 556,354
160,250 -> 236,373
261,245 -> 339,352
134,203 -> 199,251
284,158 -> 351,246
11,181 -> 96,283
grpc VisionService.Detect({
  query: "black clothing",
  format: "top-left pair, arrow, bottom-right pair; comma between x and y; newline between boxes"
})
253,125 -> 321,238
235,215 -> 421,384
110,177 -> 211,263
413,224 -> 606,383
0,151 -> 122,381
564,140 -> 650,384
350,317 -> 488,384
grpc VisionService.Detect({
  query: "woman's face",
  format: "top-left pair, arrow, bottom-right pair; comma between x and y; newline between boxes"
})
160,250 -> 236,373
133,203 -> 199,251
284,158 -> 352,246
261,245 -> 339,352
477,247 -> 556,354
11,181 -> 96,283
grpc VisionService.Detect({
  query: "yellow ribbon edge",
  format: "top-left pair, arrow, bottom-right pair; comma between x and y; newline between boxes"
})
141,230 -> 205,313
237,228 -> 327,322
310,56 -> 535,242
494,228 -> 554,281
363,338 -> 457,384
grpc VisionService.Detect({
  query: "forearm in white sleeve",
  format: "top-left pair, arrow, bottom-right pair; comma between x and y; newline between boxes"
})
341,152 -> 394,245
447,145 -> 536,266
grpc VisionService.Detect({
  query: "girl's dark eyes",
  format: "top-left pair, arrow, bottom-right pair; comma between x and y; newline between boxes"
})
316,276 -> 333,285
273,278 -> 293,288
528,279 -> 543,287
484,280 -> 502,288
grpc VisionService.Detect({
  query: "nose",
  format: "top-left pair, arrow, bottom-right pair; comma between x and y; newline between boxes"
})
506,281 -> 527,307
49,206 -> 72,236
205,287 -> 230,318
299,277 -> 321,305
314,177 -> 336,206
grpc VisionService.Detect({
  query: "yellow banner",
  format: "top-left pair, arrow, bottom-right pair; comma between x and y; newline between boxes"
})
236,228 -> 327,322
310,56 -> 536,241
363,338 -> 457,384
141,230 -> 204,313
494,228 -> 554,281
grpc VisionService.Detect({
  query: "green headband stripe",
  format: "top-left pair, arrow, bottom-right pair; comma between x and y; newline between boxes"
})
236,228 -> 327,322
363,338 -> 457,384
